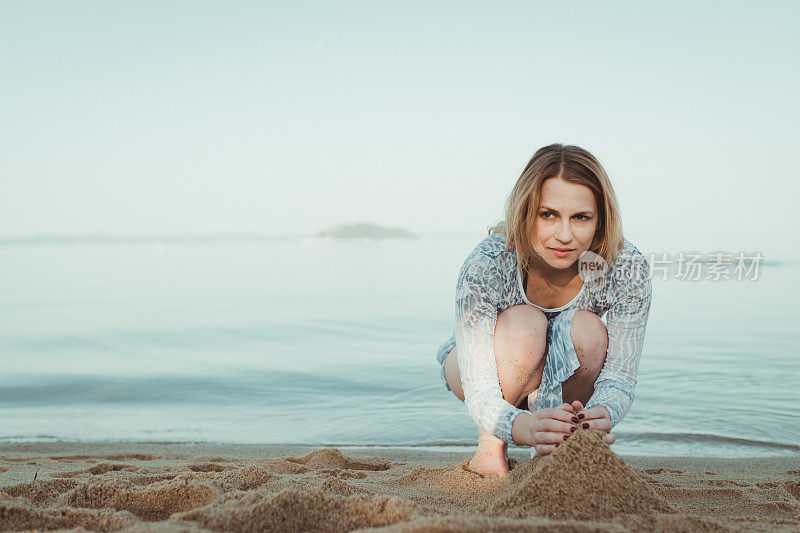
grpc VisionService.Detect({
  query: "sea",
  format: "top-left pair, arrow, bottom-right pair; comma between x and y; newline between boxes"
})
1,231 -> 798,458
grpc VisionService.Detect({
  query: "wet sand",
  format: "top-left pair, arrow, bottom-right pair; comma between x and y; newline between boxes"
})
1,430 -> 799,532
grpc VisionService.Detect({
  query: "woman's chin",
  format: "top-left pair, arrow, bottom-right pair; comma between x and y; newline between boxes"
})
544,258 -> 577,270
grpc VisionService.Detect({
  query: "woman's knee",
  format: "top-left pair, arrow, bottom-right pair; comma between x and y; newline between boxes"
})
445,305 -> 549,404
569,310 -> 608,368
495,305 -> 548,373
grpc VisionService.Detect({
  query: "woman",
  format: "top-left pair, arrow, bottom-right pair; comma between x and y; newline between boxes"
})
435,143 -> 652,478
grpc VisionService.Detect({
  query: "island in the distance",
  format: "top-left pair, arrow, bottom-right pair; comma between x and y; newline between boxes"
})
304,223 -> 417,242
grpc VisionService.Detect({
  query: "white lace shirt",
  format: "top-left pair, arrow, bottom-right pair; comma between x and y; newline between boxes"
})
435,232 -> 653,445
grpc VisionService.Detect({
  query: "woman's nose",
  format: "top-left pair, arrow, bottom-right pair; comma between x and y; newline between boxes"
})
555,221 -> 573,242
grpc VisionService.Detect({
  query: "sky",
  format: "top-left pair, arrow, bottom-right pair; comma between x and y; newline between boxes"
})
1,1 -> 799,239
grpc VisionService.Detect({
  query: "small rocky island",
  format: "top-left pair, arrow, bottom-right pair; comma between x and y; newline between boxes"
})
308,223 -> 417,242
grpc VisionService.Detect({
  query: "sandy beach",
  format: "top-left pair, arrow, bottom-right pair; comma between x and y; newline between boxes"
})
1,430 -> 799,532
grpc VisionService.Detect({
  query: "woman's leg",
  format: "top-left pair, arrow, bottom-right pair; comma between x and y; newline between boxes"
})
561,310 -> 609,405
444,304 -> 548,476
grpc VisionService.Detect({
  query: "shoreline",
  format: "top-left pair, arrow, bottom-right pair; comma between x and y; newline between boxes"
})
2,438 -> 799,531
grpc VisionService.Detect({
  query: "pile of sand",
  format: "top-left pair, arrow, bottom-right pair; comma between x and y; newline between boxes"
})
287,448 -> 392,471
180,488 -> 418,532
484,429 -> 675,520
66,476 -> 219,521
0,491 -> 135,531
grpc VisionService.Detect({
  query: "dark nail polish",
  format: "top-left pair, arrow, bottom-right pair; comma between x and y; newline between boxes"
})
571,417 -> 579,423
563,435 -> 569,440
578,413 -> 585,420
582,423 -> 589,429
570,426 -> 577,433
555,443 -> 560,447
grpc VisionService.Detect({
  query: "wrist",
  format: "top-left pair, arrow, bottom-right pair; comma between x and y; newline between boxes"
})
511,412 -> 535,446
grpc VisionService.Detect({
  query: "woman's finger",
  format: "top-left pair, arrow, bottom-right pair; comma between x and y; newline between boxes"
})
535,443 -> 558,455
579,405 -> 609,421
602,433 -> 616,445
570,400 -> 584,413
538,418 -> 576,435
580,417 -> 612,432
534,431 -> 570,445
540,407 -> 579,425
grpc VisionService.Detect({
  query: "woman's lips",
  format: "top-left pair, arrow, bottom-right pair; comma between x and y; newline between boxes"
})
548,247 -> 574,258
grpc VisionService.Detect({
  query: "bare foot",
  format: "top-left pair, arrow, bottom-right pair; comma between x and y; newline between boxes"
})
467,451 -> 510,478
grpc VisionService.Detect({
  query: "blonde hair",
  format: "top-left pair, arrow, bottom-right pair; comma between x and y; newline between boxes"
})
488,143 -> 624,275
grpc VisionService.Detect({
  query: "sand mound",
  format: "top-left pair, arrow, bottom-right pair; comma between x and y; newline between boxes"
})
484,429 -> 674,520
397,464 -> 503,500
65,477 -> 218,520
0,491 -> 135,531
88,463 -> 139,475
51,463 -> 139,478
215,465 -> 277,491
320,476 -> 358,496
128,473 -> 181,485
253,458 -> 309,474
179,487 -> 417,532
160,466 -> 279,493
287,449 -> 391,471
319,476 -> 374,497
3,478 -> 80,506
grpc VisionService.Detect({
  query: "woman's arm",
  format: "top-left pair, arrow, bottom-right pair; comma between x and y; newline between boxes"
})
584,253 -> 653,427
454,250 -> 526,444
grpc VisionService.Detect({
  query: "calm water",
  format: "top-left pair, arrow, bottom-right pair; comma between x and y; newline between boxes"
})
0,233 -> 798,457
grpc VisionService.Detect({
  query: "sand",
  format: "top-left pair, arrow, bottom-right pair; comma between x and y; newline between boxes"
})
1,431 -> 799,532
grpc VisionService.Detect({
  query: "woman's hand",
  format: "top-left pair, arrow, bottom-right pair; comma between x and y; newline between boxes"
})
513,401 -> 616,453
575,403 -> 616,446
524,402 -> 580,455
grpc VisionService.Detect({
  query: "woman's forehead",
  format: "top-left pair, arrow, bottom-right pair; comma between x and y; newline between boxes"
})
539,178 -> 597,210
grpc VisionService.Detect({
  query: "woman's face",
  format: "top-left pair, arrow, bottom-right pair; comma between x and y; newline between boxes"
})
535,177 -> 599,270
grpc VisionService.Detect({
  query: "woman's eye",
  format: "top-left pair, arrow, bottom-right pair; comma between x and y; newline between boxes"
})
541,212 -> 591,220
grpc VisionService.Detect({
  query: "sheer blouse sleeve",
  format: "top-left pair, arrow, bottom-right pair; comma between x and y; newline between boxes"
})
454,250 -> 525,444
585,251 -> 653,427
